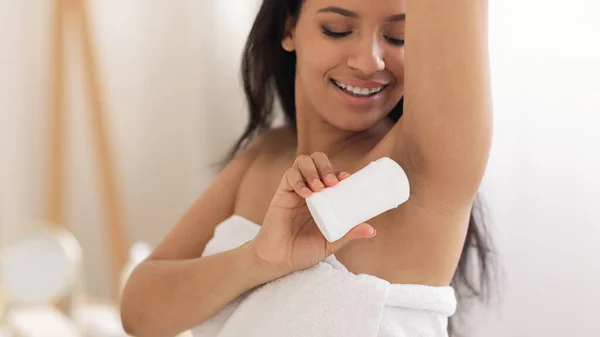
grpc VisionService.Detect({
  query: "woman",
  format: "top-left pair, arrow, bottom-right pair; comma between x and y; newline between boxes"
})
121,0 -> 495,336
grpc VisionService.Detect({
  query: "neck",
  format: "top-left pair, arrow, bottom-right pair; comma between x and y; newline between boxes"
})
295,117 -> 360,157
293,87 -> 391,159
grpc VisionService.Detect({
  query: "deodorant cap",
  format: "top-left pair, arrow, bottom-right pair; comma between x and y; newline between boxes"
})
306,157 -> 410,242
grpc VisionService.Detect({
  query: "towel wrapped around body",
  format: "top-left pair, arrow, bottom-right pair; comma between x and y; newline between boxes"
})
191,215 -> 457,337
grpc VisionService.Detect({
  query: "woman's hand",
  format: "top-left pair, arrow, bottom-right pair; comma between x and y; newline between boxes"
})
248,152 -> 376,278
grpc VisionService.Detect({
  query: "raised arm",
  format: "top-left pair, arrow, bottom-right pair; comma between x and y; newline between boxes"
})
396,0 -> 493,207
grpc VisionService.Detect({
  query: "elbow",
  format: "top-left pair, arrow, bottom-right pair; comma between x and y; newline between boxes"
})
120,286 -> 139,336
120,302 -> 138,336
119,264 -> 179,337
120,310 -> 138,337
120,268 -> 150,336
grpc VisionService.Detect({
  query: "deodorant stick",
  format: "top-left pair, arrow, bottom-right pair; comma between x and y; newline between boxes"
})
306,157 -> 410,242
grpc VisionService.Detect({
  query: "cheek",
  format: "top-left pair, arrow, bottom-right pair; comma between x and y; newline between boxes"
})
295,48 -> 344,114
294,22 -> 347,82
296,40 -> 342,84
385,48 -> 405,87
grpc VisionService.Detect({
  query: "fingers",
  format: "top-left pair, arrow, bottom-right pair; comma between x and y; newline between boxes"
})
281,167 -> 313,198
281,152 -> 350,199
327,223 -> 376,254
294,155 -> 324,192
310,152 -> 338,187
345,223 -> 377,240
337,171 -> 351,180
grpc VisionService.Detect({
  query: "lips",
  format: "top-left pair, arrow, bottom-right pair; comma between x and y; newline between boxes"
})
330,81 -> 390,107
331,79 -> 387,97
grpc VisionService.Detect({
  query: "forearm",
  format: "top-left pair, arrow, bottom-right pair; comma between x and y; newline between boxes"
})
403,0 -> 493,192
120,242 -> 280,337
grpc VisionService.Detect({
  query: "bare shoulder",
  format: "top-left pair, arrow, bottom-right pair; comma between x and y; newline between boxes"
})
260,125 -> 297,151
234,126 -> 296,224
148,128 -> 274,261
232,125 -> 295,197
239,125 -> 296,168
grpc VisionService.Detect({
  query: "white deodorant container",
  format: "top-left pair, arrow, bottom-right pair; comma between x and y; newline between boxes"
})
306,157 -> 410,242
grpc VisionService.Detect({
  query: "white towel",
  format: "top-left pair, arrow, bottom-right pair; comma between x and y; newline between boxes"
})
192,215 -> 457,337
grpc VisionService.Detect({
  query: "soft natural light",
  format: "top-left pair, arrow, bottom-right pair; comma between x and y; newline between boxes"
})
0,1 -> 598,336
479,1 -> 600,336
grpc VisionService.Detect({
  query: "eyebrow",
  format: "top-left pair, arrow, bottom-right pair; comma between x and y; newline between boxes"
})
386,13 -> 406,22
316,6 -> 405,22
317,6 -> 358,18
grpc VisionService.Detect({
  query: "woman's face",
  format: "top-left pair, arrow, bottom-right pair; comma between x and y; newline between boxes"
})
284,0 -> 406,131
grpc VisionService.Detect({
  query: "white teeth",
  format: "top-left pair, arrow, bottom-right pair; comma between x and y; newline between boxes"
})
333,79 -> 384,96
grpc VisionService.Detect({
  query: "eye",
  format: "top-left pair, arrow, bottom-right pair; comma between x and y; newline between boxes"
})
321,26 -> 352,39
385,36 -> 405,46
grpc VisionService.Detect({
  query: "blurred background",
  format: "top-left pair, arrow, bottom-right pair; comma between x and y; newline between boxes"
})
0,0 -> 598,336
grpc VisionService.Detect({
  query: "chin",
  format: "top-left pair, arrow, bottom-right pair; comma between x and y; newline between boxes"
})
326,111 -> 385,132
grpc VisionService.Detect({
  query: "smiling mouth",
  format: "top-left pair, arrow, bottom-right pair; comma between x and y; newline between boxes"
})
331,79 -> 388,97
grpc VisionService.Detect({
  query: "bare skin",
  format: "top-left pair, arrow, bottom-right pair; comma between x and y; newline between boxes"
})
120,0 -> 492,336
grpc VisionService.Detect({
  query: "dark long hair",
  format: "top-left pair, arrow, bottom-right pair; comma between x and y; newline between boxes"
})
227,1 -> 496,335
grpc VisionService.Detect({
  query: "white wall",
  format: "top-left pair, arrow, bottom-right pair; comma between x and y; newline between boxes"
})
0,0 -> 258,299
473,1 -> 600,336
1,0 -> 598,336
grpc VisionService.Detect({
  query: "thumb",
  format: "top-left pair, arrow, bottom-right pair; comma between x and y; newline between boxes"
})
327,223 -> 376,253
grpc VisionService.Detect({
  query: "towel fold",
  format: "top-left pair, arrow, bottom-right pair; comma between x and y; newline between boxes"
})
193,215 -> 456,337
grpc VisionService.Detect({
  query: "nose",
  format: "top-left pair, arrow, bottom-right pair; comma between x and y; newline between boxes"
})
347,35 -> 385,75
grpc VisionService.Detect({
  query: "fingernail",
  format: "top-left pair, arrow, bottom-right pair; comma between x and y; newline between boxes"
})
326,174 -> 337,184
340,171 -> 351,178
371,228 -> 377,237
302,187 -> 313,196
313,179 -> 324,189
